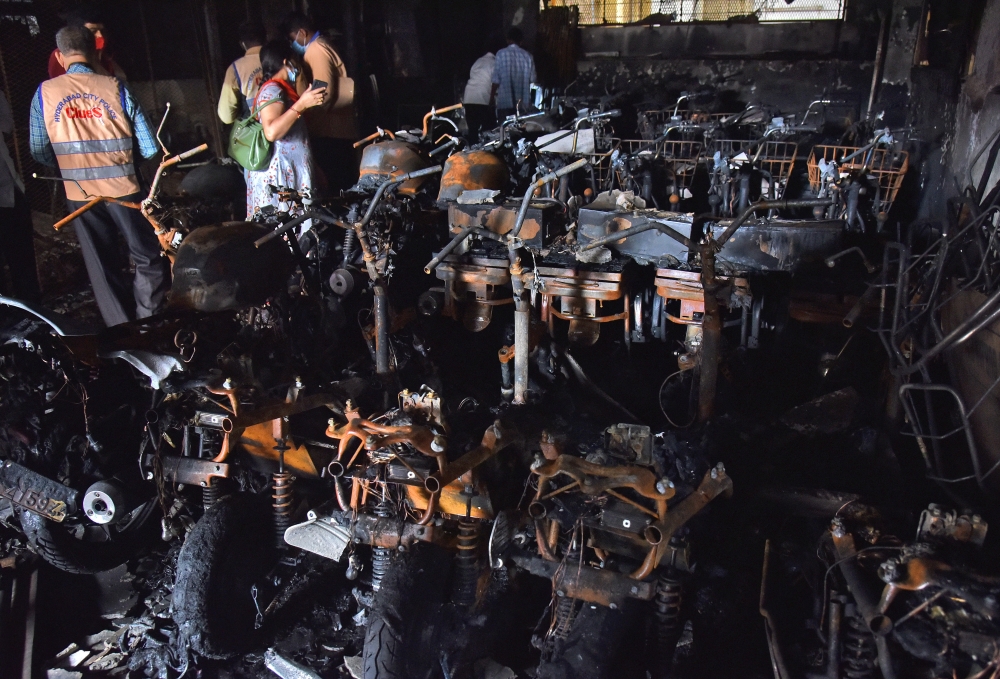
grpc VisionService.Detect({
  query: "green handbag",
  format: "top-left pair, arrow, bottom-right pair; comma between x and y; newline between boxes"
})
227,98 -> 281,171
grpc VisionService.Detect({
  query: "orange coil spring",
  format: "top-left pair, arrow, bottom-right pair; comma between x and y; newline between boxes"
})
452,518 -> 481,606
272,471 -> 294,547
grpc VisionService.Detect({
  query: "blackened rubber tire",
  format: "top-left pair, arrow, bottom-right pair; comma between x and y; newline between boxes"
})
535,600 -> 642,679
20,503 -> 155,575
363,544 -> 453,679
172,493 -> 277,659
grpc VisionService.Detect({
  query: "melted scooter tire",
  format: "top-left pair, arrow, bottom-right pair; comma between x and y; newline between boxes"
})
172,493 -> 277,659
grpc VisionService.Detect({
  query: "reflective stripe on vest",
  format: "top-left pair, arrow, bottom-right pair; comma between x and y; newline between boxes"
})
51,137 -> 133,155
40,71 -> 140,201
60,163 -> 136,181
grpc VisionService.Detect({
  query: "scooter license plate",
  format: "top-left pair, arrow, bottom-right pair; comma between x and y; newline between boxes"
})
0,460 -> 78,522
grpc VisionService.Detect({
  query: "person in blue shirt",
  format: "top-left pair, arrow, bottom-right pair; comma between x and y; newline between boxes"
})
491,27 -> 537,120
29,25 -> 168,326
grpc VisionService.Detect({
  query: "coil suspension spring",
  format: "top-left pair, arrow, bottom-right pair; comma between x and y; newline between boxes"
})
652,572 -> 683,678
272,439 -> 293,548
842,611 -> 877,679
202,480 -> 222,510
550,595 -> 579,641
371,498 -> 393,591
452,518 -> 481,606
547,535 -> 581,642
343,228 -> 356,266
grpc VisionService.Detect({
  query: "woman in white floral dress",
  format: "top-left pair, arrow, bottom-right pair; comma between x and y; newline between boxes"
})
246,40 -> 326,218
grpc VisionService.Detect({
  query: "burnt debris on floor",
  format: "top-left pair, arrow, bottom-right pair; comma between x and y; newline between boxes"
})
5,0 -> 1000,678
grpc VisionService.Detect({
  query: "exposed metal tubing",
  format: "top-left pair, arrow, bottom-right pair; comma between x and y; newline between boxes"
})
578,219 -> 693,252
698,241 -> 722,423
570,109 -> 619,154
423,421 -> 505,493
891,289 -> 1000,376
361,165 -> 444,229
510,158 -> 589,241
500,110 -> 546,145
672,94 -> 690,119
374,284 -> 390,376
424,226 -> 506,275
424,225 -> 477,274
844,285 -> 878,328
254,209 -> 350,248
825,246 -> 877,273
826,596 -> 842,679
513,293 -> 530,404
830,522 -> 897,679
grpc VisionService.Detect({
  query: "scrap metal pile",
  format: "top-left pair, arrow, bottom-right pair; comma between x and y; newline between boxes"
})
3,92 -> 999,679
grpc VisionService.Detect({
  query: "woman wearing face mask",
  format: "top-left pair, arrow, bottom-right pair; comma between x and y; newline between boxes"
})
246,40 -> 327,218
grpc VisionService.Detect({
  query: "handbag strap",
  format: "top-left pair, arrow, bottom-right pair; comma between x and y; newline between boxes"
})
248,97 -> 282,120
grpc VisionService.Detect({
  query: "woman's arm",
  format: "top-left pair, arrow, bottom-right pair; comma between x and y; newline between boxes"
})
260,85 -> 327,142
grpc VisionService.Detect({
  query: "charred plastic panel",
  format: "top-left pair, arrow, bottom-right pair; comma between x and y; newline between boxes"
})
578,208 -> 692,265
437,150 -> 509,203
169,222 -> 292,312
448,202 -> 563,250
709,219 -> 845,273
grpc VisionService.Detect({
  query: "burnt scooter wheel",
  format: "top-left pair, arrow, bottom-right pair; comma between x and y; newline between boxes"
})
534,599 -> 644,679
363,544 -> 453,679
19,499 -> 157,575
172,493 -> 277,659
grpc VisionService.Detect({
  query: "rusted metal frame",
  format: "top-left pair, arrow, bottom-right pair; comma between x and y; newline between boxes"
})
143,453 -> 230,488
549,308 -> 627,323
512,553 -> 656,608
329,418 -> 445,470
223,393 -> 334,430
539,480 -> 580,501
423,421 -> 508,493
531,454 -> 674,504
344,510 -> 440,549
144,143 -> 209,208
630,465 -> 733,580
603,488 -> 661,520
327,413 -> 447,524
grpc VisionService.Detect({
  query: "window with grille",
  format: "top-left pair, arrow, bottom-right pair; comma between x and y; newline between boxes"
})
546,0 -> 846,24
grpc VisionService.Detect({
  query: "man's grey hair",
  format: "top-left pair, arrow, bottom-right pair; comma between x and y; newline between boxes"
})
55,25 -> 96,58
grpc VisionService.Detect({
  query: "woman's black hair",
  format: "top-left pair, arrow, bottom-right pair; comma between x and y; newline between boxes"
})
259,39 -> 295,81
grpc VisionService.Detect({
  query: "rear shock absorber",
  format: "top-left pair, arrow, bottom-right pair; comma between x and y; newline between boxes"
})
371,498 -> 393,591
272,439 -> 294,548
652,571 -> 683,678
550,595 -> 578,641
451,517 -> 481,607
842,607 -> 877,679
342,228 -> 356,266
202,480 -> 222,510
